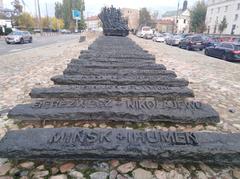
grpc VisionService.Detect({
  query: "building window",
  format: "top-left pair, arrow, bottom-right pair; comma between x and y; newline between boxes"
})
211,9 -> 213,14
238,3 -> 240,10
183,19 -> 186,23
176,20 -> 179,23
225,6 -> 228,12
235,14 -> 239,21
218,7 -> 220,13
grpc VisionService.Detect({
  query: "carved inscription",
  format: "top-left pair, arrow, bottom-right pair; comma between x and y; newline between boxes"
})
31,99 -> 202,111
66,68 -> 168,74
67,85 -> 170,91
32,99 -> 113,109
126,100 -> 202,111
48,130 -> 198,146
62,75 -> 174,81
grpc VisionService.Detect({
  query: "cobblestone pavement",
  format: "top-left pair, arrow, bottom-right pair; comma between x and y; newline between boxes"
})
0,33 -> 240,178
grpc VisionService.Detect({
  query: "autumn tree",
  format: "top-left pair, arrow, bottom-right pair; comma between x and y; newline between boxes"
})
190,0 -> 207,33
16,12 -> 34,29
51,17 -> 64,30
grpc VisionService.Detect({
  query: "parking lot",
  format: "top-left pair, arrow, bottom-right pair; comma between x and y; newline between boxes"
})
131,34 -> 240,131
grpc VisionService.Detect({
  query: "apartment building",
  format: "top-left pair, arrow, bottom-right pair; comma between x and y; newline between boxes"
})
121,8 -> 139,31
86,16 -> 102,31
205,0 -> 240,34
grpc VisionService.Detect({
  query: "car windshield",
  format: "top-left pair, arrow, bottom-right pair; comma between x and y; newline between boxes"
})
174,35 -> 182,39
192,36 -> 202,41
9,31 -> 23,35
234,45 -> 240,51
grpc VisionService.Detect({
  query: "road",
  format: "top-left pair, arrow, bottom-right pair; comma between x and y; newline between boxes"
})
0,34 -> 80,55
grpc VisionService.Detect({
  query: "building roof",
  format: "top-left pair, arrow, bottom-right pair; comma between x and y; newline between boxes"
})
157,19 -> 174,25
86,16 -> 99,21
162,10 -> 183,17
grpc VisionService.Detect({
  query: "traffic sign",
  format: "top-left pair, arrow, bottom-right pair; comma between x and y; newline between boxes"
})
72,9 -> 81,20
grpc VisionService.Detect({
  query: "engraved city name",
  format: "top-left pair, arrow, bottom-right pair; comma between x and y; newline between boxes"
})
1,128 -> 240,165
30,99 -> 202,111
63,68 -> 175,76
8,98 -> 219,124
51,75 -> 188,87
67,63 -> 165,70
30,85 -> 194,99
48,130 -> 198,146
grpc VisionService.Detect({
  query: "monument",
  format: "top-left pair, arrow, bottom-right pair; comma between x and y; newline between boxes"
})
1,7 -> 239,165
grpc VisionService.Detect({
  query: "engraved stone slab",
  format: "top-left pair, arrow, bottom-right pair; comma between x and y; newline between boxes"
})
0,128 -> 239,165
8,99 -> 220,124
88,46 -> 146,51
30,85 -> 194,99
63,68 -> 176,77
66,63 -> 165,70
51,75 -> 188,87
80,50 -> 150,55
71,58 -> 155,65
77,57 -> 155,63
79,53 -> 155,60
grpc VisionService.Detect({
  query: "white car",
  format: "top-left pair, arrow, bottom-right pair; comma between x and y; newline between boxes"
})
153,35 -> 165,43
5,31 -> 32,44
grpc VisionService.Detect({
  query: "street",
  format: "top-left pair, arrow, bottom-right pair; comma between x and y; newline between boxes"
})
0,34 -> 80,55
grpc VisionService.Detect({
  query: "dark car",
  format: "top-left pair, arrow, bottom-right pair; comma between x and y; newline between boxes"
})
201,36 -> 220,48
179,35 -> 204,51
205,42 -> 240,62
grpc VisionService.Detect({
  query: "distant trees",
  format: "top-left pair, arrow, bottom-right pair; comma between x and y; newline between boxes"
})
54,0 -> 86,30
16,12 -> 34,29
190,0 -> 207,33
139,8 -> 154,27
218,17 -> 227,34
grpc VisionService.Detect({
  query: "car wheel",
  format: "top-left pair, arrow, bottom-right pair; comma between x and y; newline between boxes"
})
186,46 -> 191,50
204,49 -> 209,56
20,38 -> 24,44
6,41 -> 10,44
222,54 -> 227,60
29,37 -> 32,43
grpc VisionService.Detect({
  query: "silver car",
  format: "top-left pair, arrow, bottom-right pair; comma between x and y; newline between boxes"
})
5,31 -> 33,44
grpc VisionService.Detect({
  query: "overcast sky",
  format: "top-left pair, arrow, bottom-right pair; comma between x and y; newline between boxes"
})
3,0 -> 196,17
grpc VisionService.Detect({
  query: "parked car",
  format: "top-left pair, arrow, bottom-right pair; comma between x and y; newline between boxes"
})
205,42 -> 240,61
60,29 -> 71,34
5,31 -> 32,44
165,35 -> 174,45
143,33 -> 153,39
167,35 -> 183,46
200,35 -> 220,48
152,34 -> 165,42
179,35 -> 204,51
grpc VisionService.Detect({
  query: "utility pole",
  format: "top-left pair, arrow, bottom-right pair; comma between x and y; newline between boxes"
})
175,0 -> 180,34
46,3 -> 49,31
34,0 -> 39,29
37,0 -> 42,34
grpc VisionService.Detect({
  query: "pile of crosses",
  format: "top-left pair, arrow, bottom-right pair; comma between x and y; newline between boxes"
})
98,6 -> 129,37
1,35 -> 240,165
